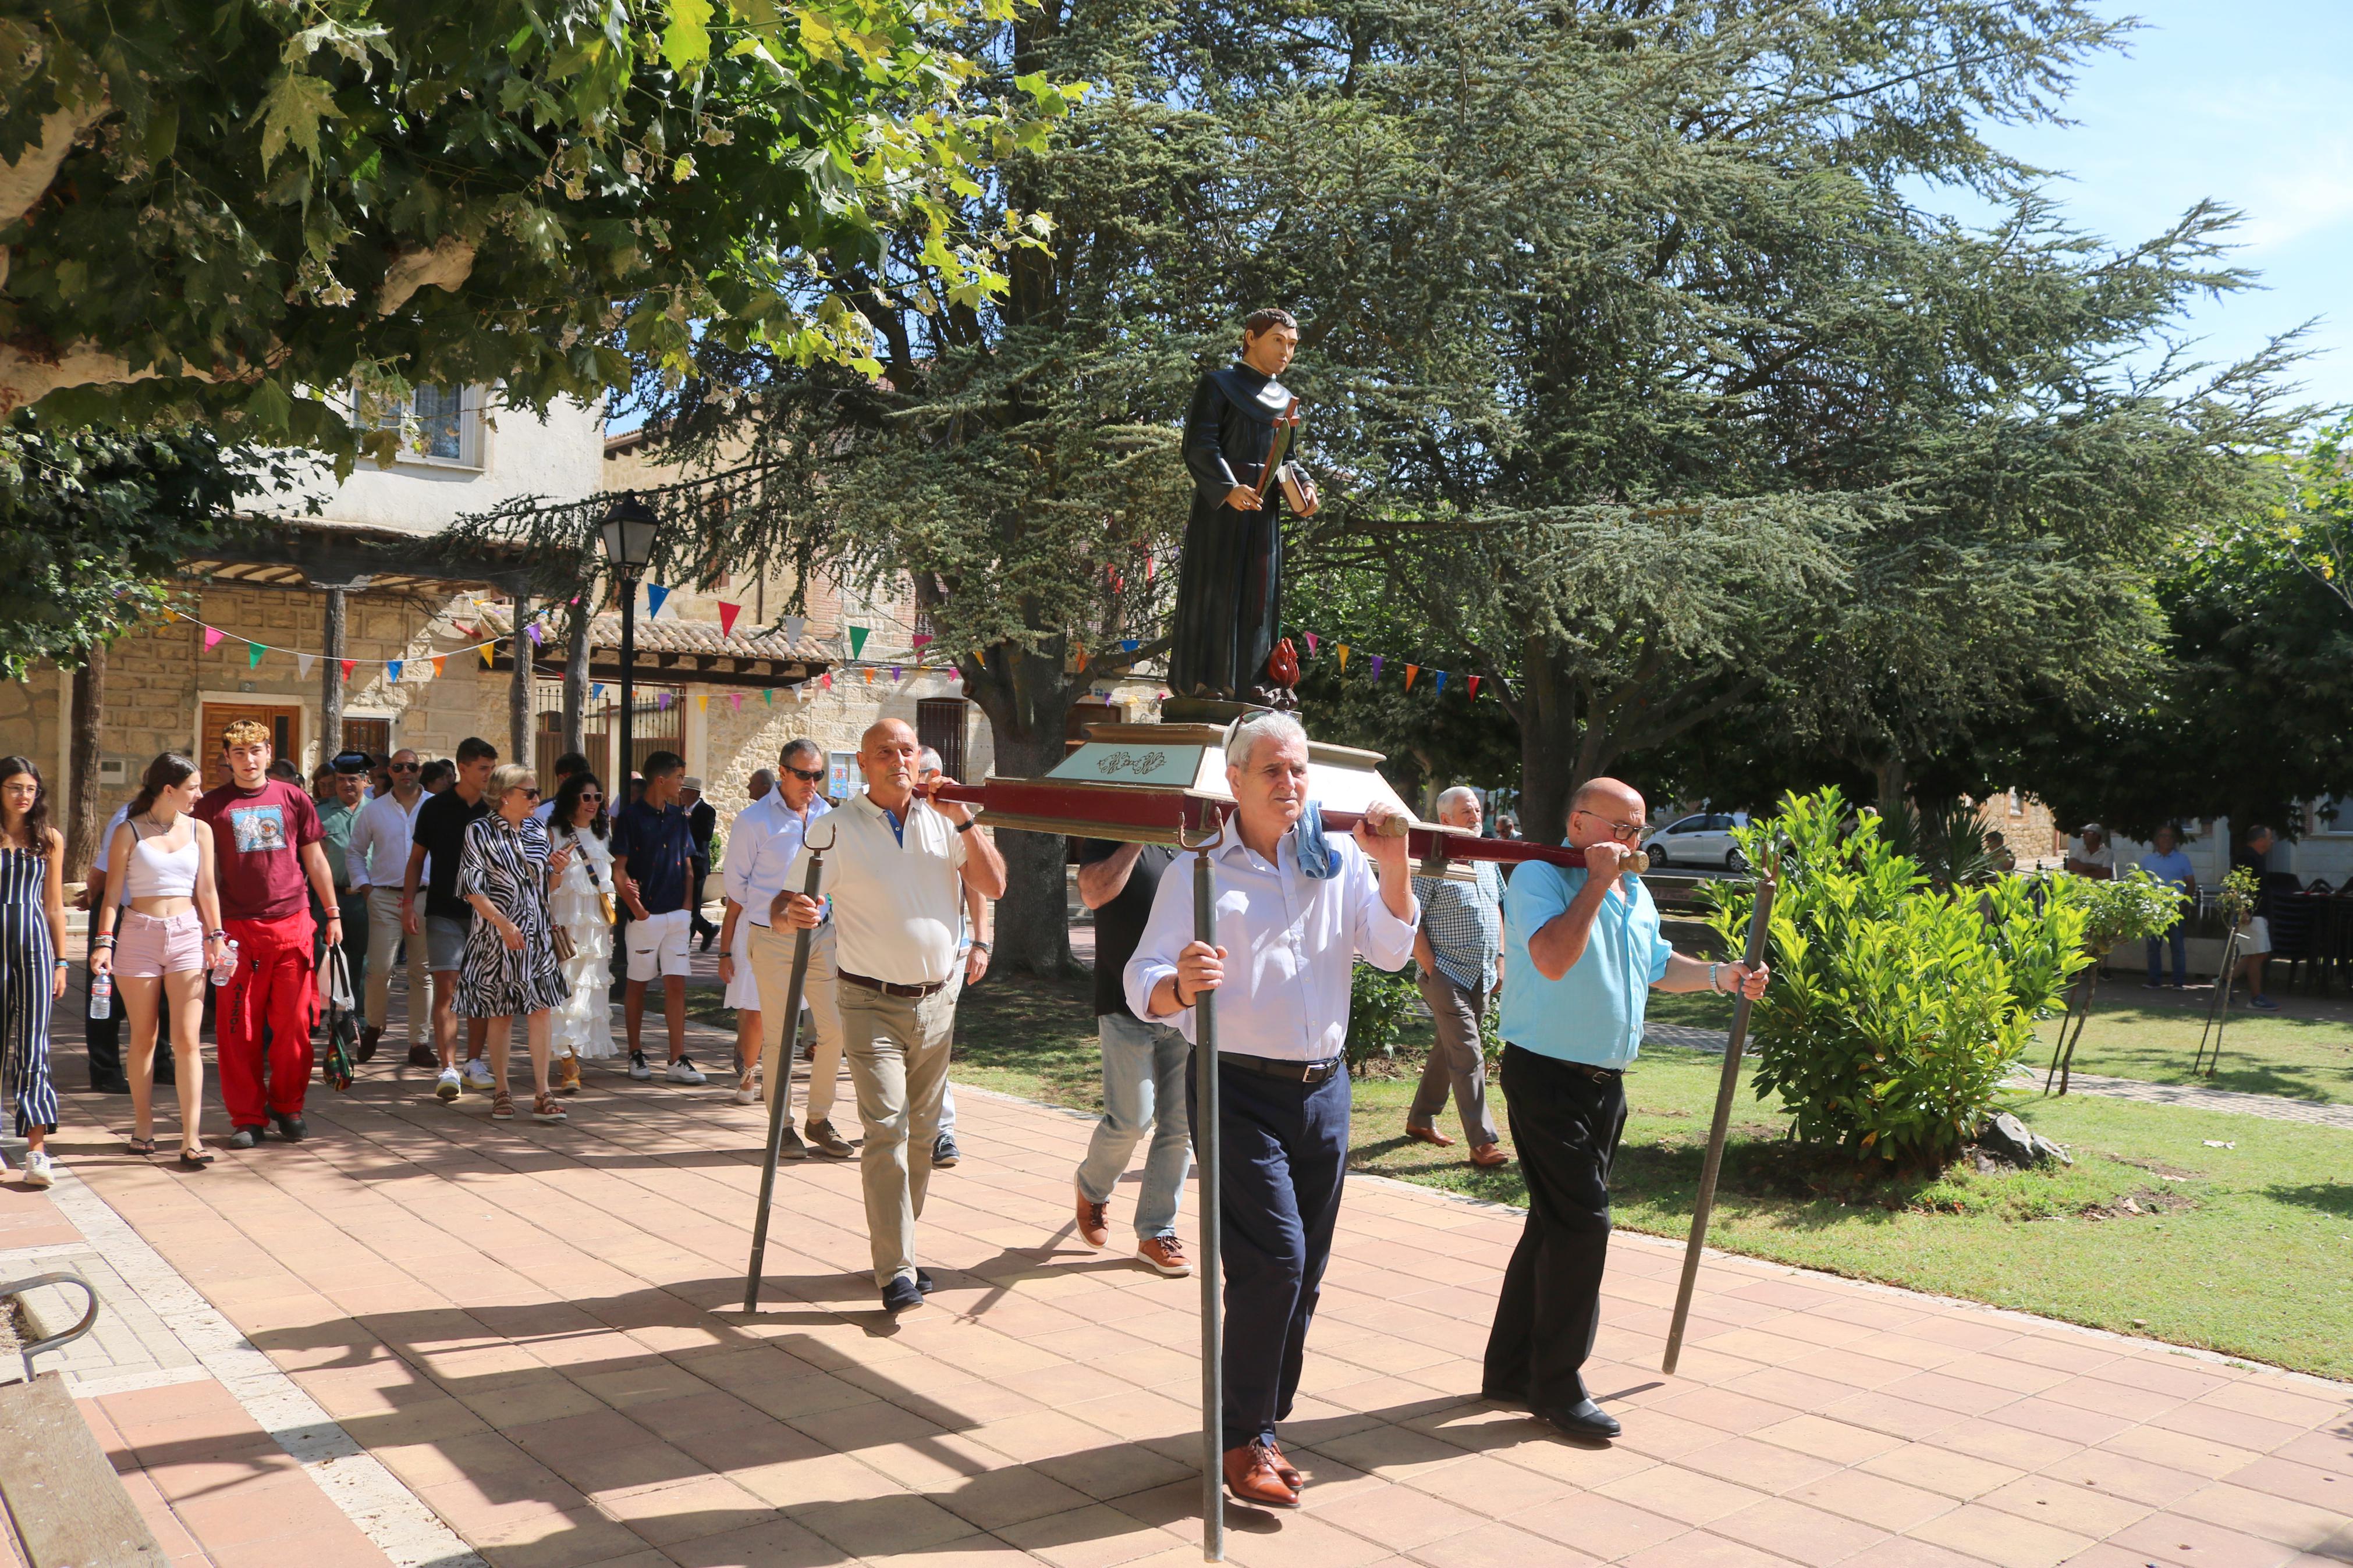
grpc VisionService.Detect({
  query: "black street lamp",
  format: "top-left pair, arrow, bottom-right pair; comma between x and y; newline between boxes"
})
599,493 -> 659,799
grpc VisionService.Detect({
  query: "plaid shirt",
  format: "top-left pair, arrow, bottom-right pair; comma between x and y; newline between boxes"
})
1412,861 -> 1503,994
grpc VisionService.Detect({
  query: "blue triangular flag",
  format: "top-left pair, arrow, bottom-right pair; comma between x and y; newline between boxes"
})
645,584 -> 670,618
1120,638 -> 1140,653
591,683 -> 605,699
1435,670 -> 1449,694
387,659 -> 403,682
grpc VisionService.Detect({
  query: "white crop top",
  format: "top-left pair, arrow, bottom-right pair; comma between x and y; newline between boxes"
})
125,822 -> 200,899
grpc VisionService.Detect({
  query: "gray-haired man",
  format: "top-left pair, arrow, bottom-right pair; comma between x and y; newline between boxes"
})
1406,785 -> 1507,1166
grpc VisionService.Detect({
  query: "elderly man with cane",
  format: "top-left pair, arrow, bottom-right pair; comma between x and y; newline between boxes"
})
1481,776 -> 1768,1441
778,719 -> 1005,1312
1126,712 -> 1419,1508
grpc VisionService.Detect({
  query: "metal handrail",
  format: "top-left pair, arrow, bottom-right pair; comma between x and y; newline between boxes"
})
1,1272 -> 99,1384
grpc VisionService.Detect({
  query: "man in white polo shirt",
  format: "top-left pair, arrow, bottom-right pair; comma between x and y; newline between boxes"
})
718,738 -> 849,1157
780,718 -> 1006,1312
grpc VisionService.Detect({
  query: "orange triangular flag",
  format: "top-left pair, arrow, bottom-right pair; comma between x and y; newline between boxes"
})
1336,644 -> 1351,672
431,656 -> 446,678
697,691 -> 709,711
1404,664 -> 1419,690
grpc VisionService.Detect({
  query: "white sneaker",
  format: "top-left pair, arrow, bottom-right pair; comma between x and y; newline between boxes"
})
435,1068 -> 462,1102
731,1073 -> 760,1106
463,1058 -> 497,1093
628,1051 -> 654,1082
666,1057 -> 708,1086
20,1151 -> 54,1189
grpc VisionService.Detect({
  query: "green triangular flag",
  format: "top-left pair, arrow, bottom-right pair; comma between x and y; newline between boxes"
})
247,641 -> 266,669
849,625 -> 869,659
763,688 -> 773,705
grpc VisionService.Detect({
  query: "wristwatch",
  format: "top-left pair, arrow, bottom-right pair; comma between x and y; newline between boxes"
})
955,819 -> 977,834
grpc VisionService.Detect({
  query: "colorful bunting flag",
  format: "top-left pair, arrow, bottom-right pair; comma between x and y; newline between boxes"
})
480,645 -> 496,669
296,653 -> 315,678
204,627 -> 224,650
592,682 -> 605,699
247,641 -> 267,669
911,633 -> 933,649
890,665 -> 902,681
1336,644 -> 1351,672
697,691 -> 709,712
1468,675 -> 1481,699
1304,631 -> 1319,656
163,609 -> 182,623
431,656 -> 446,679
645,584 -> 671,618
730,692 -> 744,713
819,673 -> 833,690
1404,664 -> 1418,690
1369,654 -> 1386,680
1434,670 -> 1449,694
340,659 -> 355,683
657,692 -> 672,710
1120,638 -> 1140,653
762,689 -> 772,705
717,602 -> 742,637
784,615 -> 807,644
528,623 -> 544,646
849,625 -> 870,658
388,659 -> 404,682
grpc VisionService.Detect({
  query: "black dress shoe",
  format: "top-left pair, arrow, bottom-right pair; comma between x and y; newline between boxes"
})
227,1126 -> 262,1150
271,1112 -> 308,1143
1533,1398 -> 1621,1441
881,1274 -> 925,1313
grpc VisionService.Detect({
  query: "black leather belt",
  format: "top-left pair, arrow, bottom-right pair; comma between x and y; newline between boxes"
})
840,969 -> 947,1000
1219,1053 -> 1343,1086
1506,1046 -> 1623,1082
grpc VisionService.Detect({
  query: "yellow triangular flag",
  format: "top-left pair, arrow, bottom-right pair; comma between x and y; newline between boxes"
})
1405,664 -> 1419,690
696,691 -> 709,712
1336,644 -> 1351,672
480,645 -> 495,669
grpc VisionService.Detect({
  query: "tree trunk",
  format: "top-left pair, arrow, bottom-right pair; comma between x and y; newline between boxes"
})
65,647 -> 104,882
562,595 -> 591,756
964,646 -> 1076,979
1872,752 -> 1910,822
321,586 -> 346,758
1516,638 -> 1580,844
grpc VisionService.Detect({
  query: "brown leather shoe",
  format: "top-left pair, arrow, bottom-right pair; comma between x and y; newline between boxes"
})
804,1120 -> 854,1159
406,1042 -> 436,1069
357,1024 -> 381,1062
1222,1442 -> 1298,1508
1264,1439 -> 1304,1490
1470,1143 -> 1510,1167
1135,1235 -> 1190,1276
1075,1181 -> 1110,1249
1405,1123 -> 1455,1148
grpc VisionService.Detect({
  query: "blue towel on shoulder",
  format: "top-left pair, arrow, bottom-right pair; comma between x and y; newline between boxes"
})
1294,798 -> 1341,880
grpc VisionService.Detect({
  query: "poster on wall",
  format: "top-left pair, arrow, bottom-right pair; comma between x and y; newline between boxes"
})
828,753 -> 858,801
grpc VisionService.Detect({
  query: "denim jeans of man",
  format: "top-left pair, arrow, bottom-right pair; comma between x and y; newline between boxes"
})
2148,927 -> 2188,987
1074,1010 -> 1193,1238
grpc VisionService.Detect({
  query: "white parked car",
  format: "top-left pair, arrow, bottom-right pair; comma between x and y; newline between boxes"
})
1644,812 -> 1746,870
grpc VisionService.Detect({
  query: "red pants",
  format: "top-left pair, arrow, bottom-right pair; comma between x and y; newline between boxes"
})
218,913 -> 317,1128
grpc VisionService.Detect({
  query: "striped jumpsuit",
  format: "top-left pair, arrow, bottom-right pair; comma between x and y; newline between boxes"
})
0,843 -> 60,1137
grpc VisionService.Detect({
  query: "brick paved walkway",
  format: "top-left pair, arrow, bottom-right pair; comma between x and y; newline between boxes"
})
1648,1022 -> 2353,1130
21,1004 -> 2353,1568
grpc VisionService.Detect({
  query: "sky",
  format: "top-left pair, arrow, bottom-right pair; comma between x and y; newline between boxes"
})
1931,0 -> 2353,417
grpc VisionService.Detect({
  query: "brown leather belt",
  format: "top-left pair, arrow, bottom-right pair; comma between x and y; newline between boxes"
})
1219,1053 -> 1343,1086
839,969 -> 948,1000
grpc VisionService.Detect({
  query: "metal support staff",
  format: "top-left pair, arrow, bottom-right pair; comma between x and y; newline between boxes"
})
743,845 -> 826,1313
1180,824 -> 1226,1562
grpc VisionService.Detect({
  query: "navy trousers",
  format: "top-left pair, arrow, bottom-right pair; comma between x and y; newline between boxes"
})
1483,1044 -> 1627,1409
1190,1054 -> 1350,1451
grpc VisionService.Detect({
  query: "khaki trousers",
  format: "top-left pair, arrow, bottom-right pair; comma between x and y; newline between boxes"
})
747,920 -> 846,1123
364,886 -> 430,1046
839,981 -> 958,1288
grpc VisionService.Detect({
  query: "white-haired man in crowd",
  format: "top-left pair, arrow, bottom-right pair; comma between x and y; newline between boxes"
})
1405,785 -> 1509,1166
1126,712 -> 1418,1507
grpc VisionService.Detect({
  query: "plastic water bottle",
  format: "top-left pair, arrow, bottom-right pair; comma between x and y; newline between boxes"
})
211,937 -> 239,987
87,966 -> 112,1019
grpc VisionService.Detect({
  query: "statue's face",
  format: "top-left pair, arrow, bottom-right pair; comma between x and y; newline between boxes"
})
1241,322 -> 1298,376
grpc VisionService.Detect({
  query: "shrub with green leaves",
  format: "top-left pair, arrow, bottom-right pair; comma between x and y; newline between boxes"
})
1708,789 -> 2091,1167
1346,962 -> 1422,1077
2056,870 -> 2185,959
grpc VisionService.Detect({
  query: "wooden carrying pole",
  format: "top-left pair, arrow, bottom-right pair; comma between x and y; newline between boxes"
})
1186,834 -> 1226,1563
1662,874 -> 1776,1376
743,847 -> 826,1313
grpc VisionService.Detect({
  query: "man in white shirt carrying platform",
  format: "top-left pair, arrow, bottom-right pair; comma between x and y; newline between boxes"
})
719,738 -> 849,1157
779,719 -> 1006,1313
1125,712 -> 1419,1509
347,747 -> 430,1063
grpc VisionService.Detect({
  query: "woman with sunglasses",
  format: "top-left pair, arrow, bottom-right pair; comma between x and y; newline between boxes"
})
545,769 -> 619,1087
452,765 -> 573,1122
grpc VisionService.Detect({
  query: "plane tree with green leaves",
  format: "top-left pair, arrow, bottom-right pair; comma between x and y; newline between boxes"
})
1,0 -> 1069,465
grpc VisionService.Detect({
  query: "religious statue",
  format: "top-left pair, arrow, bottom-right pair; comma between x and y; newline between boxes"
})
1168,307 -> 1320,706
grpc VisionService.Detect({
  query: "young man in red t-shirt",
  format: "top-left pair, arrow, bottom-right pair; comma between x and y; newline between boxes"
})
194,719 -> 344,1147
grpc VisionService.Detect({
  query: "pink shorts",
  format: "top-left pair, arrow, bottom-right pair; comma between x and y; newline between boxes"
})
116,909 -> 205,977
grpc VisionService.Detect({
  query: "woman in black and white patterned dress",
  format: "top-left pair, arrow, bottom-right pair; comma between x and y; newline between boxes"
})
455,765 -> 574,1123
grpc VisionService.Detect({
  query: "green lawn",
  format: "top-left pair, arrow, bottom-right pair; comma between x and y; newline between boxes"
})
2032,990 -> 2353,1104
952,967 -> 2353,1381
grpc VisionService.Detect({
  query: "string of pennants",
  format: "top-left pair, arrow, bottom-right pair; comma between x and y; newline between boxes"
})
1283,630 -> 1484,699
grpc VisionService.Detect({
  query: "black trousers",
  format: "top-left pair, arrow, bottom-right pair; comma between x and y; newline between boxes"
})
1189,1055 -> 1348,1451
84,972 -> 174,1090
689,862 -> 718,939
1483,1044 -> 1628,1408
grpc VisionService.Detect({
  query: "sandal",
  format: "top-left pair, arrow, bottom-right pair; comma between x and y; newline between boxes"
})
178,1144 -> 216,1168
126,1136 -> 158,1157
491,1090 -> 515,1121
532,1092 -> 568,1124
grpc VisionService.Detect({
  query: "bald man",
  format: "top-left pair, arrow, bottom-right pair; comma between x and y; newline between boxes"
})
1483,777 -> 1768,1441
780,720 -> 1006,1311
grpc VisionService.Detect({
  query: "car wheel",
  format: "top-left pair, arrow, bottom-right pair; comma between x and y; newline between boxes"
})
1646,844 -> 1669,867
1724,848 -> 1745,871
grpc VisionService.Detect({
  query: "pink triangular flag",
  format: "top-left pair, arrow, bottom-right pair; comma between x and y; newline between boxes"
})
730,692 -> 744,713
1304,631 -> 1319,656
203,627 -> 223,650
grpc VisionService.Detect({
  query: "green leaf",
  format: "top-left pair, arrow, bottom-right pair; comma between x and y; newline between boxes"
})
257,70 -> 342,170
662,0 -> 715,74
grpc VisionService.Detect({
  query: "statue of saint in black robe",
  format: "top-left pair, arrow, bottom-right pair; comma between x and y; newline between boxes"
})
1169,361 -> 1305,702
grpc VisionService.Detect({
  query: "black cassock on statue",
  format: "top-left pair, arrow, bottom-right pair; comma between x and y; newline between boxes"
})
1170,361 -> 1301,700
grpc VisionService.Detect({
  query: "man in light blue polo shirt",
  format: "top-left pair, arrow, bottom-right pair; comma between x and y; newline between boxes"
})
1482,776 -> 1768,1442
2138,824 -> 2196,989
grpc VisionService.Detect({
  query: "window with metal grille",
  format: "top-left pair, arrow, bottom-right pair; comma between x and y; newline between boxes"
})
917,698 -> 968,783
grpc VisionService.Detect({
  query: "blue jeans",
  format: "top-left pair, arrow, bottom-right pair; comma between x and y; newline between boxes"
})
2148,929 -> 2187,986
1074,1011 -> 1193,1238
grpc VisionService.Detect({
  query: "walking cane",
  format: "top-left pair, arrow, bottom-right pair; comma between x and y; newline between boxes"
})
743,840 -> 828,1314
1178,822 -> 1227,1563
1662,873 -> 1776,1377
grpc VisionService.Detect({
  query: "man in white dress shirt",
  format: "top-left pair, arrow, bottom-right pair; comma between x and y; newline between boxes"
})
780,719 -> 1005,1313
718,738 -> 848,1157
1125,712 -> 1418,1508
346,748 -> 430,1063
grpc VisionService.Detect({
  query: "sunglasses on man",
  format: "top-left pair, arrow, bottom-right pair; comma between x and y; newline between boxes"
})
785,765 -> 825,783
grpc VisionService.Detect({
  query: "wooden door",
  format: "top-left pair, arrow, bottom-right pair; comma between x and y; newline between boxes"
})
197,703 -> 301,789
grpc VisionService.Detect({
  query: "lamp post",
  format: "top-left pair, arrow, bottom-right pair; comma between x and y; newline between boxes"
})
599,493 -> 659,798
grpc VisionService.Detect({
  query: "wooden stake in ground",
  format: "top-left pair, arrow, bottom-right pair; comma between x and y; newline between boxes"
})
2194,928 -> 2244,1078
742,842 -> 828,1313
1662,873 -> 1776,1377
